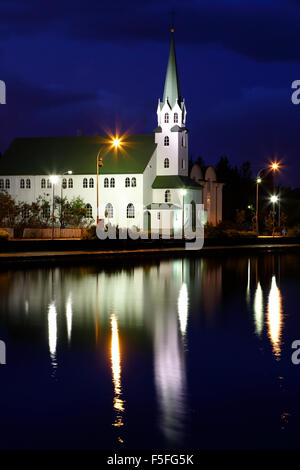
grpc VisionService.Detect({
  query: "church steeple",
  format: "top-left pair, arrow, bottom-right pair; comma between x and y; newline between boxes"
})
162,29 -> 181,108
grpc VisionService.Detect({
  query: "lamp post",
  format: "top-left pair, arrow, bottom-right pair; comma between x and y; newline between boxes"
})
50,175 -> 59,240
255,162 -> 280,234
60,170 -> 72,228
270,195 -> 278,236
181,189 -> 187,237
96,138 -> 121,225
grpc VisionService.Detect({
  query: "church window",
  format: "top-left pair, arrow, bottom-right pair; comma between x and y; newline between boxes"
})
104,178 -> 109,188
0,179 -> 4,190
165,189 -> 171,203
89,178 -> 94,188
164,113 -> 169,123
105,203 -> 113,218
174,113 -> 178,123
182,160 -> 186,169
41,179 -> 46,189
157,212 -> 161,220
131,177 -> 136,187
83,178 -> 88,188
85,203 -> 93,218
47,179 -> 52,189
68,178 -> 73,188
110,178 -> 115,188
127,203 -> 135,218
5,179 -> 10,189
125,177 -> 130,188
62,178 -> 67,189
164,136 -> 169,146
20,179 -> 25,189
164,158 -> 169,168
26,179 -> 31,189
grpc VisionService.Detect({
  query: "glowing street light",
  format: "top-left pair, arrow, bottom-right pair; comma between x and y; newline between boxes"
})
270,194 -> 279,236
255,162 -> 280,234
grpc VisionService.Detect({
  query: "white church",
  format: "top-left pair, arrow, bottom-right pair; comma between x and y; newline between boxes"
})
0,30 -> 223,232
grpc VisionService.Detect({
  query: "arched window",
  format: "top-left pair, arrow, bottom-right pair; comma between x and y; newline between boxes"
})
47,179 -> 52,189
125,177 -> 130,188
5,179 -> 10,189
89,178 -> 94,188
0,179 -> 4,190
110,178 -> 115,188
131,177 -> 136,187
164,158 -> 169,168
85,203 -> 93,218
165,189 -> 171,203
164,136 -> 169,146
41,178 -> 46,189
104,178 -> 109,188
164,113 -> 169,123
105,203 -> 113,218
83,178 -> 88,188
68,178 -> 73,188
20,179 -> 25,189
62,178 -> 67,189
127,203 -> 135,218
174,113 -> 178,123
26,179 -> 31,189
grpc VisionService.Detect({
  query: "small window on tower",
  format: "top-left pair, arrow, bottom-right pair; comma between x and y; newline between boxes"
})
182,160 -> 185,170
83,178 -> 88,188
164,136 -> 169,146
164,113 -> 169,123
174,113 -> 178,123
164,158 -> 169,168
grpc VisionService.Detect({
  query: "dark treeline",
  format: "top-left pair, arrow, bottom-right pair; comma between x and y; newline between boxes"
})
190,155 -> 300,232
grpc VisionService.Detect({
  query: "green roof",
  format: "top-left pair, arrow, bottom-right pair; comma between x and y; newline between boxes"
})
152,175 -> 202,190
163,32 -> 181,108
0,134 -> 156,175
146,203 -> 181,210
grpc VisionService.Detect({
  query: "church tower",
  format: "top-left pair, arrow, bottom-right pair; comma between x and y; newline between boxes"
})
154,29 -> 188,177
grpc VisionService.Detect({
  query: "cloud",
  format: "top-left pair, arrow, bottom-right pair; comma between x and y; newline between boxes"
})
1,0 -> 300,61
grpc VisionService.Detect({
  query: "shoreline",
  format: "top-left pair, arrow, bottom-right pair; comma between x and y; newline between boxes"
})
0,242 -> 300,266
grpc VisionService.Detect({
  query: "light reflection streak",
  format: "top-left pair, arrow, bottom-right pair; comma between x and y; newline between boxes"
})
254,282 -> 264,337
267,276 -> 283,359
110,314 -> 125,429
48,302 -> 57,373
154,309 -> 186,444
177,283 -> 188,338
66,295 -> 72,343
246,259 -> 250,305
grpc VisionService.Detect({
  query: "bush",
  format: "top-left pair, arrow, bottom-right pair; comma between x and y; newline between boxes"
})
81,226 -> 97,240
224,229 -> 258,238
0,230 -> 10,241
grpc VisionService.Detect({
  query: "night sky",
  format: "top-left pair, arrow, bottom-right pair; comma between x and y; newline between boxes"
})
0,0 -> 300,186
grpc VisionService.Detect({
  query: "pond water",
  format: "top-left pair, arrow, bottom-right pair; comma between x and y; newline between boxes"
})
0,253 -> 299,450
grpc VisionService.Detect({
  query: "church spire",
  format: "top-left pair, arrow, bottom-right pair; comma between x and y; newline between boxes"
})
162,29 -> 181,108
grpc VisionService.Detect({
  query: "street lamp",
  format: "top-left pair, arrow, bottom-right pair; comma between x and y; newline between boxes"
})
60,170 -> 72,228
255,162 -> 280,234
270,195 -> 278,236
181,189 -> 187,236
97,138 -> 121,224
50,175 -> 59,240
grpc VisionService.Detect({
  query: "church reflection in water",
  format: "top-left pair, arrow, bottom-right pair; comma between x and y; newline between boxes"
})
0,253 -> 286,445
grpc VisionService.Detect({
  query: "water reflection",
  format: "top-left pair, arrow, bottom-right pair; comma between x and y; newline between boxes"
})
267,276 -> 283,359
48,302 -> 57,374
110,314 -> 125,432
0,254 -> 292,448
66,295 -> 72,343
177,283 -> 188,338
254,282 -> 263,337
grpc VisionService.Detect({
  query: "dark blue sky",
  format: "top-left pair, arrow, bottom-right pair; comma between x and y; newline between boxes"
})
0,0 -> 299,186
